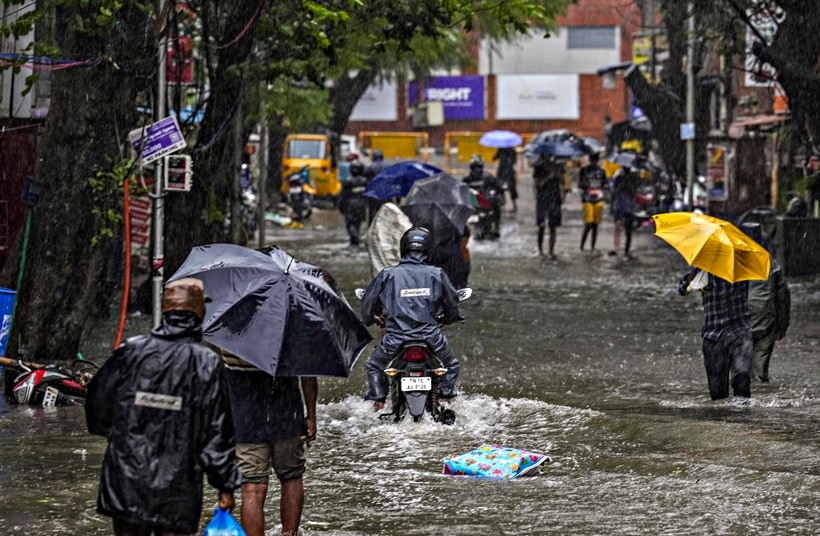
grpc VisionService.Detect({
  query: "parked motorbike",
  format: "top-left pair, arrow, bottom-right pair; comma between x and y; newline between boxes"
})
355,287 -> 471,425
8,358 -> 97,406
287,166 -> 314,221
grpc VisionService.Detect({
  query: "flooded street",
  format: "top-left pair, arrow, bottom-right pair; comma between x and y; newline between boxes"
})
1,171 -> 819,535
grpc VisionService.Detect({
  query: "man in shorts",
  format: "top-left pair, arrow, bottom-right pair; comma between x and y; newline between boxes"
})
532,154 -> 564,259
578,152 -> 607,251
223,354 -> 318,536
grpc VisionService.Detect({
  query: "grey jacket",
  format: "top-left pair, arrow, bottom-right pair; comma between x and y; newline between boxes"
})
361,251 -> 460,354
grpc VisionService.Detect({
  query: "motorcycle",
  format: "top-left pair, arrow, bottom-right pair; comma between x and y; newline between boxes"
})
286,166 -> 314,221
7,357 -> 97,406
355,287 -> 472,425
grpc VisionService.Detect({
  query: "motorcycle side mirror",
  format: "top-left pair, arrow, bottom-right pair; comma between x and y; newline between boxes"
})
457,288 -> 472,301
354,288 -> 366,300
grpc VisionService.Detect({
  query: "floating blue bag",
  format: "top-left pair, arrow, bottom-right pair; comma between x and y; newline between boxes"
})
204,507 -> 246,536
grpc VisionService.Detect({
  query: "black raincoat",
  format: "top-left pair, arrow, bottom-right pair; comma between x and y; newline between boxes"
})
361,251 -> 460,355
86,311 -> 241,533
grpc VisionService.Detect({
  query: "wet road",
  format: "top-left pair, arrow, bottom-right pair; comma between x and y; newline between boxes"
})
0,169 -> 819,535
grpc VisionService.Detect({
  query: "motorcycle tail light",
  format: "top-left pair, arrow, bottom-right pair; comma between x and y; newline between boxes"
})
384,368 -> 398,377
402,347 -> 429,362
433,368 -> 448,376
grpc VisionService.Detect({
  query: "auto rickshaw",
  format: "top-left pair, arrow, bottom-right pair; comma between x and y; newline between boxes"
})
281,133 -> 342,202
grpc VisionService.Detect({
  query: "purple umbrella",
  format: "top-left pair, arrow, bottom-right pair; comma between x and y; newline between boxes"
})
479,130 -> 523,149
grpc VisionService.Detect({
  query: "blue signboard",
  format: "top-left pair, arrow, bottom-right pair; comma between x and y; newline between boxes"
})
408,76 -> 485,120
129,116 -> 187,165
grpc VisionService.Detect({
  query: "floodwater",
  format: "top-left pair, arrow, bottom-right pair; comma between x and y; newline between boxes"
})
0,170 -> 819,535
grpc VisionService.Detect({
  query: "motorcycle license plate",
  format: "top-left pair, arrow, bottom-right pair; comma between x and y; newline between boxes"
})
290,186 -> 303,193
401,376 -> 431,391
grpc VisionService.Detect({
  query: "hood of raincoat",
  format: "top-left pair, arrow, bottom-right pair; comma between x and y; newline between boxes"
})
86,312 -> 240,533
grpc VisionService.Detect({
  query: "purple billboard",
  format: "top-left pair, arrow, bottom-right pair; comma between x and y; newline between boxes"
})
408,76 -> 485,120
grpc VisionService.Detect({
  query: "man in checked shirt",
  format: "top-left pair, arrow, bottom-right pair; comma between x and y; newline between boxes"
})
679,269 -> 754,401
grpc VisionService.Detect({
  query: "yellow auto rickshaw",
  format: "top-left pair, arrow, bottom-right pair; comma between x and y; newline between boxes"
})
281,133 -> 341,201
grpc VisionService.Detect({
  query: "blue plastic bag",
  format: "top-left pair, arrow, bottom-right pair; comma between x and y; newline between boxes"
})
203,507 -> 246,536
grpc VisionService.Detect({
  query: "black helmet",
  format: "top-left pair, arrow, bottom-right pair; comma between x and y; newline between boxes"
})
469,154 -> 484,169
400,226 -> 432,257
349,160 -> 365,175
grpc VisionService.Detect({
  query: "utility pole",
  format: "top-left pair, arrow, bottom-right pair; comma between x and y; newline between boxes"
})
151,0 -> 167,327
685,2 -> 696,210
257,86 -> 269,250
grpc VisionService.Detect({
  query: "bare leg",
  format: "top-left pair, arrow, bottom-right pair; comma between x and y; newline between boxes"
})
580,224 -> 590,250
280,477 -> 305,536
590,223 -> 598,250
537,225 -> 545,255
241,482 -> 269,536
548,227 -> 557,257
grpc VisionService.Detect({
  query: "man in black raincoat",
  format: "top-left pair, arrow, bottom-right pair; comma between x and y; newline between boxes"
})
86,278 -> 241,535
361,227 -> 462,410
339,160 -> 369,246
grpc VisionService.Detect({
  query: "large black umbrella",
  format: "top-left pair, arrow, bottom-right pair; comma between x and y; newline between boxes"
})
168,243 -> 372,377
402,173 -> 475,241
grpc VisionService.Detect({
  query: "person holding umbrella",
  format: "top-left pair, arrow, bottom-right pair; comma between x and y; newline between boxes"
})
222,354 -> 317,536
167,244 -> 373,536
655,213 -> 771,402
679,270 -> 754,401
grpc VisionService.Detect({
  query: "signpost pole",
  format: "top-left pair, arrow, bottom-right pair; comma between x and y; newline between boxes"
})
685,2 -> 696,211
151,0 -> 167,328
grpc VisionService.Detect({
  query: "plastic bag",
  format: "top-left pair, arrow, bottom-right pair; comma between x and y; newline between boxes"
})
687,269 -> 709,292
203,507 -> 246,536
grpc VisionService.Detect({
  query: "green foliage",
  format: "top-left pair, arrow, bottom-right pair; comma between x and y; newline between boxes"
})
87,158 -> 141,246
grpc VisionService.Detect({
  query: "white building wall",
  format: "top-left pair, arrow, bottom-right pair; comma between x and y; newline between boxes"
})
478,28 -> 621,75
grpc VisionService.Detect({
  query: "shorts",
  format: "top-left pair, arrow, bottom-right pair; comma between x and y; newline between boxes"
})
583,201 -> 603,225
236,438 -> 306,484
536,195 -> 561,228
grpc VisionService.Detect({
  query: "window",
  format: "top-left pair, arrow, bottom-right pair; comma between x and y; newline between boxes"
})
287,139 -> 326,159
567,27 -> 616,49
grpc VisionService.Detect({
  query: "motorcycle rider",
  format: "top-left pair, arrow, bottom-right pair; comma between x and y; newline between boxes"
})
360,227 -> 462,411
339,160 -> 369,246
462,154 -> 503,239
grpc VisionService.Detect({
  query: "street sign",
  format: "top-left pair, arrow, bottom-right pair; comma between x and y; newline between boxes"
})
680,122 -> 695,141
129,116 -> 187,165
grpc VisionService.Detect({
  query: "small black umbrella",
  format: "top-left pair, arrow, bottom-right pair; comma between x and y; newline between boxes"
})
402,173 -> 475,241
168,244 -> 372,377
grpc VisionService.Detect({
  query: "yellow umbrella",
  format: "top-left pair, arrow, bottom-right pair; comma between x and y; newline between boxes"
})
652,212 -> 771,283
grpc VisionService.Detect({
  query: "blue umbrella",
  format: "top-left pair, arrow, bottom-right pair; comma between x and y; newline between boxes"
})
364,161 -> 443,200
533,141 -> 586,159
479,130 -> 523,149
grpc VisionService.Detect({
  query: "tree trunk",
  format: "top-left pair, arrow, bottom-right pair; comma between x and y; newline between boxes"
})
8,3 -> 153,362
329,69 -> 378,136
164,2 -> 261,276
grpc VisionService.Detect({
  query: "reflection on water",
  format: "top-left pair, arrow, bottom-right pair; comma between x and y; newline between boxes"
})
0,202 -> 818,535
